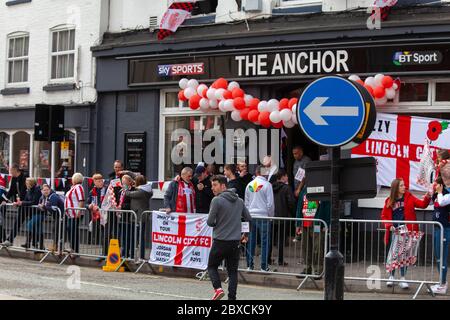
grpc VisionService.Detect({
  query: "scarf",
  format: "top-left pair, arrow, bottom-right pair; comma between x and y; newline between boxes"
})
302,194 -> 319,228
175,180 -> 196,213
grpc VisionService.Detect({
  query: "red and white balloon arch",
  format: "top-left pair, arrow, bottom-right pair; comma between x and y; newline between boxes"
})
178,75 -> 400,129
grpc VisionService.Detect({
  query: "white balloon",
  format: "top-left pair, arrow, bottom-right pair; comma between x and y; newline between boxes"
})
348,75 -> 361,82
385,88 -> 396,100
199,98 -> 210,110
375,97 -> 388,106
179,78 -> 189,90
187,79 -> 199,89
283,120 -> 295,128
214,88 -> 226,100
218,100 -> 226,112
269,111 -> 281,123
374,74 -> 385,87
244,94 -> 253,105
228,81 -> 240,91
267,99 -> 279,112
197,84 -> 208,97
184,87 -> 196,99
393,83 -> 399,90
209,99 -> 218,109
364,76 -> 376,88
224,99 -> 235,112
280,109 -> 293,122
231,110 -> 242,122
206,88 -> 216,100
258,101 -> 268,112
291,104 -> 297,115
291,113 -> 298,124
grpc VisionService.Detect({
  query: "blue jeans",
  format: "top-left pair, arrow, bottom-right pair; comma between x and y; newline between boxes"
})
27,213 -> 46,249
434,227 -> 450,285
246,220 -> 272,270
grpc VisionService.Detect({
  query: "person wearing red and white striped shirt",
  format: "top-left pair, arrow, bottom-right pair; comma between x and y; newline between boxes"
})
64,173 -> 85,255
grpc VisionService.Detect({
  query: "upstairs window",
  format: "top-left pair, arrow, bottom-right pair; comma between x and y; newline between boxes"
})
50,27 -> 76,80
192,0 -> 218,15
7,32 -> 29,84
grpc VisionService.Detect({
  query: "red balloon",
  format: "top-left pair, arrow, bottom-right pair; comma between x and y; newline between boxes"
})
223,90 -> 233,100
234,97 -> 246,110
356,79 -> 365,86
279,98 -> 289,110
249,98 -> 260,110
248,110 -> 260,122
201,88 -> 208,98
373,86 -> 386,99
364,85 -> 374,97
288,98 -> 298,109
258,111 -> 271,127
231,88 -> 245,99
215,78 -> 228,90
189,95 -> 201,109
240,108 -> 250,121
272,121 -> 283,129
178,90 -> 187,101
381,76 -> 394,88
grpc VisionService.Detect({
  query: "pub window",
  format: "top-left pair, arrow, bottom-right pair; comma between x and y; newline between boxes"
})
0,132 -> 10,174
12,131 -> 30,175
398,82 -> 429,102
32,130 -> 76,178
435,82 -> 450,102
163,115 -> 223,180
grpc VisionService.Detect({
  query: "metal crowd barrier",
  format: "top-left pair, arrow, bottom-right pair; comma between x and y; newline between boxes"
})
339,219 -> 444,299
0,203 -> 63,263
134,210 -> 154,274
236,216 -> 329,290
60,207 -> 138,271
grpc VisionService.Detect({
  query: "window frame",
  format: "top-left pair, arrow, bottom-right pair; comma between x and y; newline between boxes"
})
159,89 -> 223,183
49,26 -> 77,83
278,0 -> 322,7
5,32 -> 29,87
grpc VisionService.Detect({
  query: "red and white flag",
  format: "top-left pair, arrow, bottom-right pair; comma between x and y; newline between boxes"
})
352,113 -> 450,191
158,1 -> 196,40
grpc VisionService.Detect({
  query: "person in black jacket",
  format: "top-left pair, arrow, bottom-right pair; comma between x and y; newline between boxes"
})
192,166 -> 214,214
38,184 -> 64,252
224,164 -> 245,200
3,177 -> 41,248
2,163 -> 27,202
237,161 -> 253,197
269,169 -> 296,266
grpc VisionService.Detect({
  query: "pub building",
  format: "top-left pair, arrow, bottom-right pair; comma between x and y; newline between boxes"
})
91,5 -> 450,224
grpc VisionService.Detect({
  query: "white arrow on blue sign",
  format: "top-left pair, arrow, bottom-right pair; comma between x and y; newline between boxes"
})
297,76 -> 367,147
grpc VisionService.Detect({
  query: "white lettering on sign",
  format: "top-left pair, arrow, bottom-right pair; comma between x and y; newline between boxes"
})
235,50 -> 349,77
307,186 -> 325,193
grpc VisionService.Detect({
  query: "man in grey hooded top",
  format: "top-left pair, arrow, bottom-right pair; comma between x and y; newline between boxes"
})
207,175 -> 252,300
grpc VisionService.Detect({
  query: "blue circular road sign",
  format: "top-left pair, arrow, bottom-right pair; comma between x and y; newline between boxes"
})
297,76 -> 367,147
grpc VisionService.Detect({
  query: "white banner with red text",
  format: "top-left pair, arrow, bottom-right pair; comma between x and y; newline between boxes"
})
149,211 -> 213,270
351,112 -> 450,191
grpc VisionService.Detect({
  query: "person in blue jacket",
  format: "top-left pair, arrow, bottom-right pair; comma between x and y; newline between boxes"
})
35,184 -> 65,252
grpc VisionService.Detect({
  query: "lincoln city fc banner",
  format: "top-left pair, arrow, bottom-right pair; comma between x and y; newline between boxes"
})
150,211 -> 213,270
352,112 -> 450,191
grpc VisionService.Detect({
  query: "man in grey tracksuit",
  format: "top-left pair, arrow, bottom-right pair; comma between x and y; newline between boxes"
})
207,175 -> 252,300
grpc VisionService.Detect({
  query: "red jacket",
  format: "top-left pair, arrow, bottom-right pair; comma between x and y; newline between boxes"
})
380,191 -> 431,244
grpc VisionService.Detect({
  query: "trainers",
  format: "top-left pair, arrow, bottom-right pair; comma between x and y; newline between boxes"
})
386,275 -> 395,287
431,283 -> 448,295
260,267 -> 270,272
399,277 -> 409,289
211,288 -> 225,300
246,266 -> 254,271
1,240 -> 12,247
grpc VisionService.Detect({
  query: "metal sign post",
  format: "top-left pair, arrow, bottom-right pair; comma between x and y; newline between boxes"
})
297,76 -> 377,300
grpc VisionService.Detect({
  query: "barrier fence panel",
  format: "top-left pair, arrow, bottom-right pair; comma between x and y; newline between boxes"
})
61,208 -> 138,270
339,219 -> 444,299
236,216 -> 329,286
0,203 -> 63,263
135,210 -> 154,274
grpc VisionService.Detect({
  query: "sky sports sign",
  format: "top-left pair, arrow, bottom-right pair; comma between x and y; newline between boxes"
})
158,62 -> 205,77
393,51 -> 443,66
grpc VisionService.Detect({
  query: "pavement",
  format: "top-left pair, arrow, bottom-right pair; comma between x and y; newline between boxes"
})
0,255 -> 446,300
